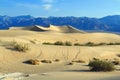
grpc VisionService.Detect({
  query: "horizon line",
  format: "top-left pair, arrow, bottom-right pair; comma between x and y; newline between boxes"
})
1,14 -> 120,18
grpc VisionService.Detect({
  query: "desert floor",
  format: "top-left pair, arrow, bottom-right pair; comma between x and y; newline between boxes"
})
0,28 -> 120,80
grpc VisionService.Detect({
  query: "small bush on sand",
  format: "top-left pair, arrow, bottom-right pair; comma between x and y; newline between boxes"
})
85,42 -> 95,46
72,60 -> 85,63
74,43 -> 83,46
88,60 -> 115,71
54,41 -> 64,45
107,43 -> 114,45
114,43 -> 120,45
65,41 -> 72,46
30,40 -> 36,44
25,59 -> 40,65
41,60 -> 52,63
67,62 -> 74,65
97,43 -> 106,45
54,59 -> 60,62
13,43 -> 30,52
42,42 -> 53,45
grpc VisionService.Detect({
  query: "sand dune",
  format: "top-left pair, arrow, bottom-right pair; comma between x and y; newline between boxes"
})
0,26 -> 120,80
9,25 -> 85,33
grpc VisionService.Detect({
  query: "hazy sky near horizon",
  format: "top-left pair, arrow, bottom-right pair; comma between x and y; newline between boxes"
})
0,0 -> 120,18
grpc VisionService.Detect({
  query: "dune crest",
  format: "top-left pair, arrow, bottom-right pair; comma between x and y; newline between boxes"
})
9,25 -> 85,33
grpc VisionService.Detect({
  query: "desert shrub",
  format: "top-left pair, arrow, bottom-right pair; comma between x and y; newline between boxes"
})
42,42 -> 53,45
88,60 -> 115,71
54,41 -> 64,45
67,62 -> 74,65
65,41 -> 72,46
24,59 -> 40,65
41,60 -> 52,63
98,43 -> 106,46
85,42 -> 95,46
114,43 -> 120,45
30,40 -> 36,44
54,59 -> 60,62
72,60 -> 85,63
13,43 -> 30,52
107,43 -> 115,45
74,43 -> 83,46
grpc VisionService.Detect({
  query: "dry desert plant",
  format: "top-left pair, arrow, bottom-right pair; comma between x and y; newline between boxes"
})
72,60 -> 85,63
25,59 -> 40,65
30,40 -> 36,44
74,43 -> 83,46
13,43 -> 30,52
54,41 -> 64,45
42,42 -> 53,45
54,59 -> 60,62
11,41 -> 30,52
65,41 -> 72,46
88,60 -> 115,72
41,60 -> 52,63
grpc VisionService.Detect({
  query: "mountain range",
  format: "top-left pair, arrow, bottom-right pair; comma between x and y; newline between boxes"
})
0,15 -> 120,32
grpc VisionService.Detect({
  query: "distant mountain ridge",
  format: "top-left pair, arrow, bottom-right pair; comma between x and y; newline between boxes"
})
0,15 -> 120,32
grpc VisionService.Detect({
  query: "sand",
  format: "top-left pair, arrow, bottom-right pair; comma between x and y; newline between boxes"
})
0,25 -> 120,80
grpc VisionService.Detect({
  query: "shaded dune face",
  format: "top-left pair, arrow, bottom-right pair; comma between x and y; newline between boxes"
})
9,25 -> 85,33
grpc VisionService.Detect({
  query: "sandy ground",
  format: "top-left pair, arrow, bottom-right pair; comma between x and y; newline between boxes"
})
0,26 -> 120,80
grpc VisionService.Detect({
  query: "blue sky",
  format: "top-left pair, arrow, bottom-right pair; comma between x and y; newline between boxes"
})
0,0 -> 120,17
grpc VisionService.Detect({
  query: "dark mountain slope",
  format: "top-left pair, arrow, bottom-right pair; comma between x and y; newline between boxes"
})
0,15 -> 120,32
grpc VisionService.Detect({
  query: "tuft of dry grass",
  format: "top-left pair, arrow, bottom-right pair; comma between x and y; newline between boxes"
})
67,62 -> 74,65
41,60 -> 52,63
12,41 -> 30,52
30,59 -> 40,65
24,59 -> 40,65
42,42 -> 53,45
88,60 -> 115,72
74,43 -> 83,46
72,60 -> 85,63
54,41 -> 64,45
54,59 -> 60,62
65,41 -> 72,46
30,40 -> 36,44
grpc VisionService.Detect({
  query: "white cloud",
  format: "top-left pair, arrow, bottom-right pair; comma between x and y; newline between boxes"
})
43,4 -> 52,10
41,0 -> 62,11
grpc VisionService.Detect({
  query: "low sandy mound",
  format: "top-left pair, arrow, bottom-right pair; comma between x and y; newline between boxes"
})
9,25 -> 85,33
1,29 -> 120,44
8,26 -> 33,30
